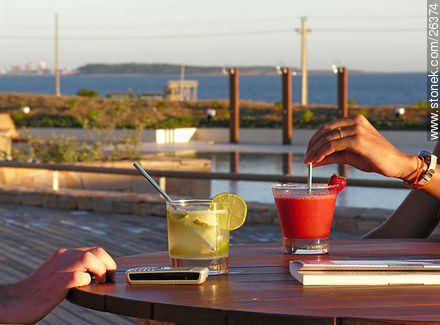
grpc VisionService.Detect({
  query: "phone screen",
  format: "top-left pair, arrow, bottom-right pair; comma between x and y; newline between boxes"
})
128,272 -> 200,281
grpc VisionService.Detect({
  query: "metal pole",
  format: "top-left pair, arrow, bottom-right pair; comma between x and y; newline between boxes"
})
300,17 -> 308,106
337,67 -> 348,118
55,13 -> 60,97
229,68 -> 239,144
282,68 -> 292,145
180,66 -> 185,101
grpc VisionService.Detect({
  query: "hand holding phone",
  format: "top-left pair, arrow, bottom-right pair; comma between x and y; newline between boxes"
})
125,266 -> 209,285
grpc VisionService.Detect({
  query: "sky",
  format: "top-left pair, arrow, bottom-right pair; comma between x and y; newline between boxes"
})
0,0 -> 426,72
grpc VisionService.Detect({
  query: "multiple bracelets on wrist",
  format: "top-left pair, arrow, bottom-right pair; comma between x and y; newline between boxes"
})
404,151 -> 437,189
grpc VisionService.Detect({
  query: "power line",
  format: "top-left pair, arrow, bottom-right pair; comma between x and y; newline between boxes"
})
314,28 -> 424,32
0,29 -> 292,40
0,27 -> 424,41
309,15 -> 424,20
0,15 -> 424,29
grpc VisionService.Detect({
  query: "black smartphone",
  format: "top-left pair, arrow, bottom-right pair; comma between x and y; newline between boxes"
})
125,266 -> 209,285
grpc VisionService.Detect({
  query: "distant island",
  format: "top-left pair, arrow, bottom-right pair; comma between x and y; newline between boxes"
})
76,63 -> 341,75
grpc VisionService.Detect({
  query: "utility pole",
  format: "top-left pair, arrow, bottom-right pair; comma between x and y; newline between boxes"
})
295,17 -> 311,106
55,13 -> 60,97
180,66 -> 185,101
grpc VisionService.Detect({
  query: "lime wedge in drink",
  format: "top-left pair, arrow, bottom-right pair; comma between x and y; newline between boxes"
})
211,193 -> 247,230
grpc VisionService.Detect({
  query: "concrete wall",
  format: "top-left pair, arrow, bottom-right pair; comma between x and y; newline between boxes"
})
0,159 -> 212,198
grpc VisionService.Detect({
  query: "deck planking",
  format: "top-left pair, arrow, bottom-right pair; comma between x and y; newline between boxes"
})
0,202 -> 359,324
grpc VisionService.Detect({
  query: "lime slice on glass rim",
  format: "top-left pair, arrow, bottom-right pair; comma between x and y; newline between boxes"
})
211,193 -> 247,230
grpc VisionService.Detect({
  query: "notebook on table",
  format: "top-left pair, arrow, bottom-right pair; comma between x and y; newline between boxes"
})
290,259 -> 440,286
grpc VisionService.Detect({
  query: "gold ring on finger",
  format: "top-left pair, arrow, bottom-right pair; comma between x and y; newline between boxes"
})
337,127 -> 343,139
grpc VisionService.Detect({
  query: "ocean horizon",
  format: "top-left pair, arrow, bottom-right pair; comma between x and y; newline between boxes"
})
0,72 -> 426,106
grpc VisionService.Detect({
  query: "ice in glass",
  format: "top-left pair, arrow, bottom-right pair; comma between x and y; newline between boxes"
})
272,184 -> 338,254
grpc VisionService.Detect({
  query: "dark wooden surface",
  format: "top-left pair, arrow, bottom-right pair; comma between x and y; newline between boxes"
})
68,240 -> 440,325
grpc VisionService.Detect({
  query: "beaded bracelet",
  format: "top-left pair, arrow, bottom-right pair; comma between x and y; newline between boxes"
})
404,156 -> 430,189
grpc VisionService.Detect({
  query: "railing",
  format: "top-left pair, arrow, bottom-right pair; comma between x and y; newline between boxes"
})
0,161 -> 406,189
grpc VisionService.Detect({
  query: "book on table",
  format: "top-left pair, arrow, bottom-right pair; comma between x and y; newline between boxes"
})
290,259 -> 440,286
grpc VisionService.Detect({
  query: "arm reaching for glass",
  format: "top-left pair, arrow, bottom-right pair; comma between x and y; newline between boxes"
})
304,114 -> 440,238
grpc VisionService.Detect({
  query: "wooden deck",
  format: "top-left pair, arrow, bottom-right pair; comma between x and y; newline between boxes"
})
0,203 -> 360,324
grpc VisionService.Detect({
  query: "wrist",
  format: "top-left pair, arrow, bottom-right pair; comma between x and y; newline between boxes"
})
400,154 -> 426,183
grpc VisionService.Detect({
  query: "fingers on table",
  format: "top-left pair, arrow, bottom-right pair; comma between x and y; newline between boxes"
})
66,247 -> 117,283
65,271 -> 93,288
85,247 -> 117,282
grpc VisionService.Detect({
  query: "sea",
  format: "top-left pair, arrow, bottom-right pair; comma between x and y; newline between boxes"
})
0,72 -> 427,210
0,72 -> 426,105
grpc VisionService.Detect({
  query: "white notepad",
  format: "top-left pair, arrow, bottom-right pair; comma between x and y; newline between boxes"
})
290,259 -> 440,286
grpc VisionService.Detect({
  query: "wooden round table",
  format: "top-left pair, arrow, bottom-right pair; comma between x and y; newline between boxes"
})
68,240 -> 440,324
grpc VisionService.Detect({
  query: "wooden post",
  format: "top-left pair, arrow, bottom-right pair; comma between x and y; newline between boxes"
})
229,151 -> 240,194
229,68 -> 239,144
282,153 -> 292,176
337,67 -> 348,172
338,163 -> 348,178
337,67 -> 348,118
229,151 -> 240,174
282,68 -> 292,145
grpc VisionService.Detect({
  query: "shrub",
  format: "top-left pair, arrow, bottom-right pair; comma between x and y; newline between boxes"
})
140,116 -> 152,127
12,112 -> 29,126
157,100 -> 167,108
14,114 -> 82,128
19,133 -> 104,163
77,89 -> 99,97
212,100 -> 223,109
10,129 -> 145,163
348,99 -> 356,108
221,107 -> 230,120
67,98 -> 79,109
152,116 -> 199,129
87,109 -> 102,123
415,99 -> 428,110
111,129 -> 143,161
301,109 -> 314,123
352,108 -> 369,118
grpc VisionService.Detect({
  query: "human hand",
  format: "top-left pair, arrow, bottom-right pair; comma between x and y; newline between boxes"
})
304,114 -> 418,180
1,247 -> 116,324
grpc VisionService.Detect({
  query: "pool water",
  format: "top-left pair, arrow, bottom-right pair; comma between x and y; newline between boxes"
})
155,151 -> 409,210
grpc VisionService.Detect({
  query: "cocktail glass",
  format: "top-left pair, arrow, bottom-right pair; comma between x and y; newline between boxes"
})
272,184 -> 338,254
166,199 -> 230,275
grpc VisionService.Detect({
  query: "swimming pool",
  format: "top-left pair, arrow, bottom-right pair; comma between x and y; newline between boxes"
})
151,151 -> 410,210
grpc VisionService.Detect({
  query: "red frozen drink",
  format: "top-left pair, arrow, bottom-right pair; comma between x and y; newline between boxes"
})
272,184 -> 338,254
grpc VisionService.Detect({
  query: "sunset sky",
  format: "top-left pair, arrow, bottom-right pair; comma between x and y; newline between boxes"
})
0,0 -> 425,72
